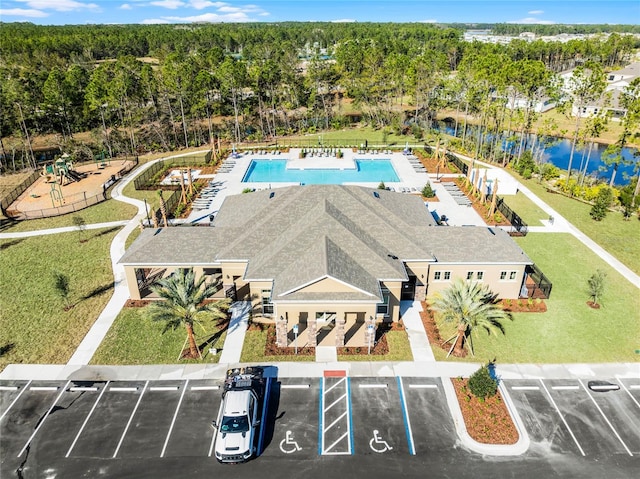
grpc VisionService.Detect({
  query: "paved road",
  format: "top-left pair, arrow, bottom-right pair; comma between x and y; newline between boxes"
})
2,375 -> 638,478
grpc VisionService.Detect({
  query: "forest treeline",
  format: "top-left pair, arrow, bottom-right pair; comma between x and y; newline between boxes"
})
1,22 -> 638,173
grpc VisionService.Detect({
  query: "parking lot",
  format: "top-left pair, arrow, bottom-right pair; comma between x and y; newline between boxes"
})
1,375 -> 638,477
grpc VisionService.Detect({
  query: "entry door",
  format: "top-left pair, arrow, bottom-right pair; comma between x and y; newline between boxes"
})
401,275 -> 416,301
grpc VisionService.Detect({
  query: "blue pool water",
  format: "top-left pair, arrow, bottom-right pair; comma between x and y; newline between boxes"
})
242,159 -> 400,184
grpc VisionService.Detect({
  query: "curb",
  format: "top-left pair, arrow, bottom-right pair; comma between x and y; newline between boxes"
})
441,377 -> 530,456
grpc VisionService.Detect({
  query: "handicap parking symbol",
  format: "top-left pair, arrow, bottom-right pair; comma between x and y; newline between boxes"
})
369,429 -> 393,453
280,430 -> 302,454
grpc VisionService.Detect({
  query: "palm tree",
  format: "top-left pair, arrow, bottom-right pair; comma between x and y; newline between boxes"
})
431,278 -> 512,357
149,268 -> 231,359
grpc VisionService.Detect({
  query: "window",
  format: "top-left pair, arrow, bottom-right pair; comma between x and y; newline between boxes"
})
500,271 -> 517,281
466,271 -> 474,280
261,289 -> 274,315
434,271 -> 441,280
443,271 -> 451,280
476,271 -> 484,281
377,287 -> 390,316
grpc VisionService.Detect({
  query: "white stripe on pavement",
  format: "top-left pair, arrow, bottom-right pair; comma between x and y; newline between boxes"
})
66,381 -> 111,457
190,385 -> 219,391
0,380 -> 31,422
161,380 -> 188,458
0,386 -> 19,391
540,379 -> 585,456
113,381 -> 149,458
281,384 -> 310,389
110,387 -> 138,392
149,386 -> 180,391
408,384 -> 438,389
511,386 -> 540,391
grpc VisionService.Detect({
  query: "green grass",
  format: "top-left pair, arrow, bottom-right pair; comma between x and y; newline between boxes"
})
240,328 -> 315,362
0,228 -> 121,371
91,306 -> 228,364
501,191 -> 549,226
337,330 -> 414,362
1,199 -> 137,233
281,126 -> 423,148
520,178 -> 640,275
431,233 -> 640,363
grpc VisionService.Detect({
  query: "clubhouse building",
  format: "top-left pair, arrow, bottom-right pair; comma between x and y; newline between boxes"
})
119,185 -> 534,347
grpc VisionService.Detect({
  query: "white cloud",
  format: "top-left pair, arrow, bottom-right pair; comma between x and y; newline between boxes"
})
189,0 -> 224,9
420,19 -> 438,23
163,11 -> 253,22
528,10 -> 544,15
17,0 -> 99,11
331,18 -> 356,23
120,3 -> 132,10
141,18 -> 170,24
0,7 -> 48,17
508,17 -> 556,24
149,0 -> 186,9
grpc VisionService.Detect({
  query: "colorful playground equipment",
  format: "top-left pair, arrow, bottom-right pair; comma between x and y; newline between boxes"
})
41,154 -> 85,186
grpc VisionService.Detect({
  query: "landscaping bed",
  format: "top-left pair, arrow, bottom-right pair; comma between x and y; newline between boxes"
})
452,377 -> 519,445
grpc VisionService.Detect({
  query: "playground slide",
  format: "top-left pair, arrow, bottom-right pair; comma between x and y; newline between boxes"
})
66,170 -> 84,182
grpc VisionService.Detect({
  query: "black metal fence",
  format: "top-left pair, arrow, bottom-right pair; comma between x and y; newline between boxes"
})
495,197 -> 529,236
524,264 -> 553,299
446,153 -> 468,175
0,170 -> 40,214
133,151 -> 213,190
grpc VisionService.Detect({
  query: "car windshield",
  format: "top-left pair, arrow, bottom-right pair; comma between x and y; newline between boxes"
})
220,415 -> 250,433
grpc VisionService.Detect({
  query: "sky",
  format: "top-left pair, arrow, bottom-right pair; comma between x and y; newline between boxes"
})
0,0 -> 638,26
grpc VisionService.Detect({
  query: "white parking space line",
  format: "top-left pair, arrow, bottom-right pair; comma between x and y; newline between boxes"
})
578,380 -> 633,456
0,380 -> 31,422
110,387 -> 138,392
161,380 -> 188,458
190,385 -> 219,391
408,384 -> 437,389
617,380 -> 640,410
281,384 -> 310,389
113,381 -> 149,458
17,380 -> 71,458
0,386 -> 19,391
511,386 -> 540,391
208,423 -> 216,457
324,432 -> 349,455
539,379 -> 586,456
551,385 -> 580,390
397,377 -> 416,455
324,377 -> 346,394
30,386 -> 59,391
324,410 -> 348,432
325,393 -> 347,412
69,387 -> 99,392
66,381 -> 111,457
358,384 -> 387,389
629,385 -> 640,390
149,386 -> 180,391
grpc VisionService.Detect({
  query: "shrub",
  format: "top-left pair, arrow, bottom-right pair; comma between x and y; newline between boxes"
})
590,187 -> 613,221
378,181 -> 386,190
468,363 -> 498,399
422,183 -> 435,198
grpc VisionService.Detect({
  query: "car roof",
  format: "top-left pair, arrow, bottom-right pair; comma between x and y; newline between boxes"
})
223,389 -> 252,416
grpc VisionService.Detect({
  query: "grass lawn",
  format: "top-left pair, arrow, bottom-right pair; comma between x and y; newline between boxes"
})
337,331 -> 414,362
282,126 -> 422,148
501,191 -> 549,226
240,328 -> 315,362
1,198 -> 137,233
431,233 -> 640,363
91,306 -> 228,364
0,228 -> 120,371
521,178 -> 640,275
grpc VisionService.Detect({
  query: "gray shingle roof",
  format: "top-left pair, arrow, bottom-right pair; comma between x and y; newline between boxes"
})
119,185 -> 531,301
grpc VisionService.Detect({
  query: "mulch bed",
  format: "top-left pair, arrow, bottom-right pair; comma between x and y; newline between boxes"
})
499,298 -> 547,313
124,299 -> 152,308
258,323 -> 396,356
419,304 -> 466,357
452,378 -> 519,445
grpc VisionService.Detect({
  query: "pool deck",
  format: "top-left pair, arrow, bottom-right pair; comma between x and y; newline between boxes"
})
185,148 -> 431,224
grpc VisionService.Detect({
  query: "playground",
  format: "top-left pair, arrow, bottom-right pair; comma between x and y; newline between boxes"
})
7,157 -> 135,219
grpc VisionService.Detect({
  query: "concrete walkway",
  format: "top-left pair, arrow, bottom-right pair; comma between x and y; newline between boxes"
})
0,220 -> 130,239
400,301 -> 436,362
218,301 -> 251,363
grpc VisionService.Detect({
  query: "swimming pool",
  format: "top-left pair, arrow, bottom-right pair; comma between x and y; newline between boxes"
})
242,160 -> 400,184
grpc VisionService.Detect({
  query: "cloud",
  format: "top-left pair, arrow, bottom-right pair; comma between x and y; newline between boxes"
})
149,0 -> 186,9
163,11 -> 252,22
141,18 -> 170,24
528,10 -> 544,15
508,17 -> 556,24
120,3 -> 132,10
189,0 -> 225,9
0,7 -> 49,17
16,0 -> 99,11
331,18 -> 356,23
419,19 -> 438,23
